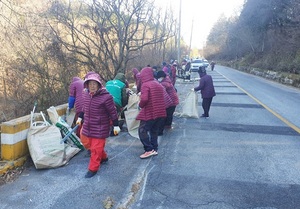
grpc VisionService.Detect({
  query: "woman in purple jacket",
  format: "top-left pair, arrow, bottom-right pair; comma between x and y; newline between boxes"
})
76,73 -> 120,178
68,77 -> 84,136
193,67 -> 216,118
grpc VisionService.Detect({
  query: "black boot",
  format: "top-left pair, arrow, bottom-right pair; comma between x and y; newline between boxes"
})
85,170 -> 97,178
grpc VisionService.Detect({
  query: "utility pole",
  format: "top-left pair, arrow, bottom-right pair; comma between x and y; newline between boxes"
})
188,17 -> 194,59
177,0 -> 182,63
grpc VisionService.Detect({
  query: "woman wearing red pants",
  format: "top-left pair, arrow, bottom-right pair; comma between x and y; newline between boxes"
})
76,73 -> 120,178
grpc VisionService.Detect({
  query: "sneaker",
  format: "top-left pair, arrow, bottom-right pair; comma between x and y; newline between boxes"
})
153,150 -> 158,156
101,157 -> 108,164
84,170 -> 97,178
140,150 -> 155,159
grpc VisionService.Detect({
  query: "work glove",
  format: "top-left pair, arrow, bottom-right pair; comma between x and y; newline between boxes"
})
76,118 -> 82,125
113,126 -> 121,136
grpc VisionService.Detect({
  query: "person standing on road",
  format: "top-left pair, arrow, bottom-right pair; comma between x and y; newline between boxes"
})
156,70 -> 179,133
107,72 -> 131,134
67,77 -> 84,137
137,67 -> 166,159
79,71 -> 97,155
193,67 -> 216,118
170,63 -> 177,86
132,68 -> 141,93
210,61 -> 215,71
76,73 -> 120,178
106,73 -> 129,122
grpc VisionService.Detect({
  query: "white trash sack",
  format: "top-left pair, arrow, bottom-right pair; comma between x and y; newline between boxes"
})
180,90 -> 199,118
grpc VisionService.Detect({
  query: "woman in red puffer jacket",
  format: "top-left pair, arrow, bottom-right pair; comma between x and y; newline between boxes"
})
136,67 -> 166,159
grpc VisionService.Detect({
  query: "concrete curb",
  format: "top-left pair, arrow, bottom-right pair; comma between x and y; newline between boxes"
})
0,156 -> 27,175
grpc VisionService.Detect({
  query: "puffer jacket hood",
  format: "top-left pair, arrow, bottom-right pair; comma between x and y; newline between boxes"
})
84,71 -> 96,79
84,73 -> 102,89
132,68 -> 139,80
72,77 -> 81,82
114,73 -> 126,84
140,67 -> 154,84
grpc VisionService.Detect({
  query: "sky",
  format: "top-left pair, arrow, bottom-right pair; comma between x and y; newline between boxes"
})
155,0 -> 245,49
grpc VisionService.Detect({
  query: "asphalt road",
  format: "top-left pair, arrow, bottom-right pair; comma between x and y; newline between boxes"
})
1,65 -> 300,209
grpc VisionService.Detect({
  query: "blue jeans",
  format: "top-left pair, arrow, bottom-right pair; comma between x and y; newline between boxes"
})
138,118 -> 164,152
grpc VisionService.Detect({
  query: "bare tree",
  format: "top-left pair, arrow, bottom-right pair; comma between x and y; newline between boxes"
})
0,0 -> 180,121
0,0 -> 76,119
47,0 -> 175,82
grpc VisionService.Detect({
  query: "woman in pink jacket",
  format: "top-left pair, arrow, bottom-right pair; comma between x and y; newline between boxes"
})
76,73 -> 120,178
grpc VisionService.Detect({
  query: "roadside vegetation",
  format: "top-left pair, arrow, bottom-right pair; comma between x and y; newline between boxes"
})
205,0 -> 300,87
0,0 -> 191,122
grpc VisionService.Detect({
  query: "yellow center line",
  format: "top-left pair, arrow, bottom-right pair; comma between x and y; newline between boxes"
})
218,72 -> 300,134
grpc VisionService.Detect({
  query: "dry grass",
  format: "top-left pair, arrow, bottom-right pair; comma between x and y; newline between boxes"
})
0,166 -> 24,186
0,157 -> 33,187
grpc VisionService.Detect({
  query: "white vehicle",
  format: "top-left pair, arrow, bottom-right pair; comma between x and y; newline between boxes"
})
203,59 -> 209,67
190,59 -> 204,72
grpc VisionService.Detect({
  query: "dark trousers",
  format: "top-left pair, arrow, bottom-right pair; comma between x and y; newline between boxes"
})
202,97 -> 213,117
158,106 -> 176,135
165,106 -> 176,126
138,118 -> 164,152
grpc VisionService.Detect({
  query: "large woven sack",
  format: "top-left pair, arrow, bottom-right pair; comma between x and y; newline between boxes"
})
124,94 -> 140,138
124,109 -> 140,139
180,90 -> 199,118
127,94 -> 140,110
27,121 -> 66,169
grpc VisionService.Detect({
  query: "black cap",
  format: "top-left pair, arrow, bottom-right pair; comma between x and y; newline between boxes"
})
198,66 -> 206,74
156,70 -> 166,78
